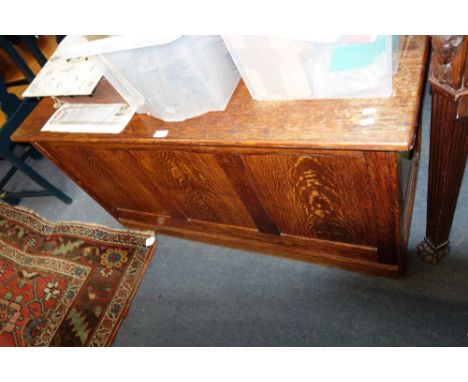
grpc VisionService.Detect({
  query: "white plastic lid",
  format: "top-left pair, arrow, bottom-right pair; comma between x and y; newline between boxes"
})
293,34 -> 342,43
59,35 -> 182,59
292,35 -> 377,44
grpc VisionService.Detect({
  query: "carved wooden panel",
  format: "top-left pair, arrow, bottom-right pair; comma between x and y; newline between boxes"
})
242,153 -> 376,246
130,150 -> 257,229
430,36 -> 468,93
431,36 -> 466,88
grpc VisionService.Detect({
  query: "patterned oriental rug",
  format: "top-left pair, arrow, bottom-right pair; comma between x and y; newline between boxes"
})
0,204 -> 156,346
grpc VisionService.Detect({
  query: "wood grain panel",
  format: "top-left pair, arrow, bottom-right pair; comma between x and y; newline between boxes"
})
243,153 -> 375,245
111,149 -> 187,220
364,151 -> 400,266
131,150 -> 257,229
46,145 -> 169,216
216,153 -> 280,235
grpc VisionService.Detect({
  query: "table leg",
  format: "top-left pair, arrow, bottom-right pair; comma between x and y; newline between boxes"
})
417,35 -> 468,264
417,89 -> 468,264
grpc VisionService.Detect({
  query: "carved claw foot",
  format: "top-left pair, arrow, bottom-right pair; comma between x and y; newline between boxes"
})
417,239 -> 450,265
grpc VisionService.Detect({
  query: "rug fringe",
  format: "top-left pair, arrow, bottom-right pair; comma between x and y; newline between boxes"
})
0,202 -> 155,241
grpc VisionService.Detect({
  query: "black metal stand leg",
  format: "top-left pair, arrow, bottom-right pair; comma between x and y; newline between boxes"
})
2,150 -> 72,204
20,36 -> 47,67
28,146 -> 43,160
0,36 -> 35,83
0,146 -> 41,189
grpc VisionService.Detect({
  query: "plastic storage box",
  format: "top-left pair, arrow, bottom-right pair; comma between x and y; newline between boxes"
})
222,35 -> 399,100
60,36 -> 240,122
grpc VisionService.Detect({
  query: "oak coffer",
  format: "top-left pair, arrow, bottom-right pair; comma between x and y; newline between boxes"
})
12,36 -> 429,277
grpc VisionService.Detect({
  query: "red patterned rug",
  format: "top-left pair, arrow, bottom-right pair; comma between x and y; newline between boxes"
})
0,203 -> 156,346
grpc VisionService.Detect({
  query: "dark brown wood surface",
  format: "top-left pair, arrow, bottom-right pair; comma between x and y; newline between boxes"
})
33,140 -> 421,278
242,152 -> 375,245
418,36 -> 468,264
11,35 -> 429,277
13,36 -> 428,152
216,154 -> 281,236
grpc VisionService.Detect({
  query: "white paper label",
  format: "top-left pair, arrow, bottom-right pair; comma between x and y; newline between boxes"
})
153,130 -> 169,138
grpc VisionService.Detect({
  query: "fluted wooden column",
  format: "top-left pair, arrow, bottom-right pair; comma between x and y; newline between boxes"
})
417,35 -> 468,264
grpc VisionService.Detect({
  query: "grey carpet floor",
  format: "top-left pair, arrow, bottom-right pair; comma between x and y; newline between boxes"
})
3,88 -> 468,346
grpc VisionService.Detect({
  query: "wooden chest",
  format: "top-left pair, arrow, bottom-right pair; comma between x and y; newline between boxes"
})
13,36 -> 429,277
